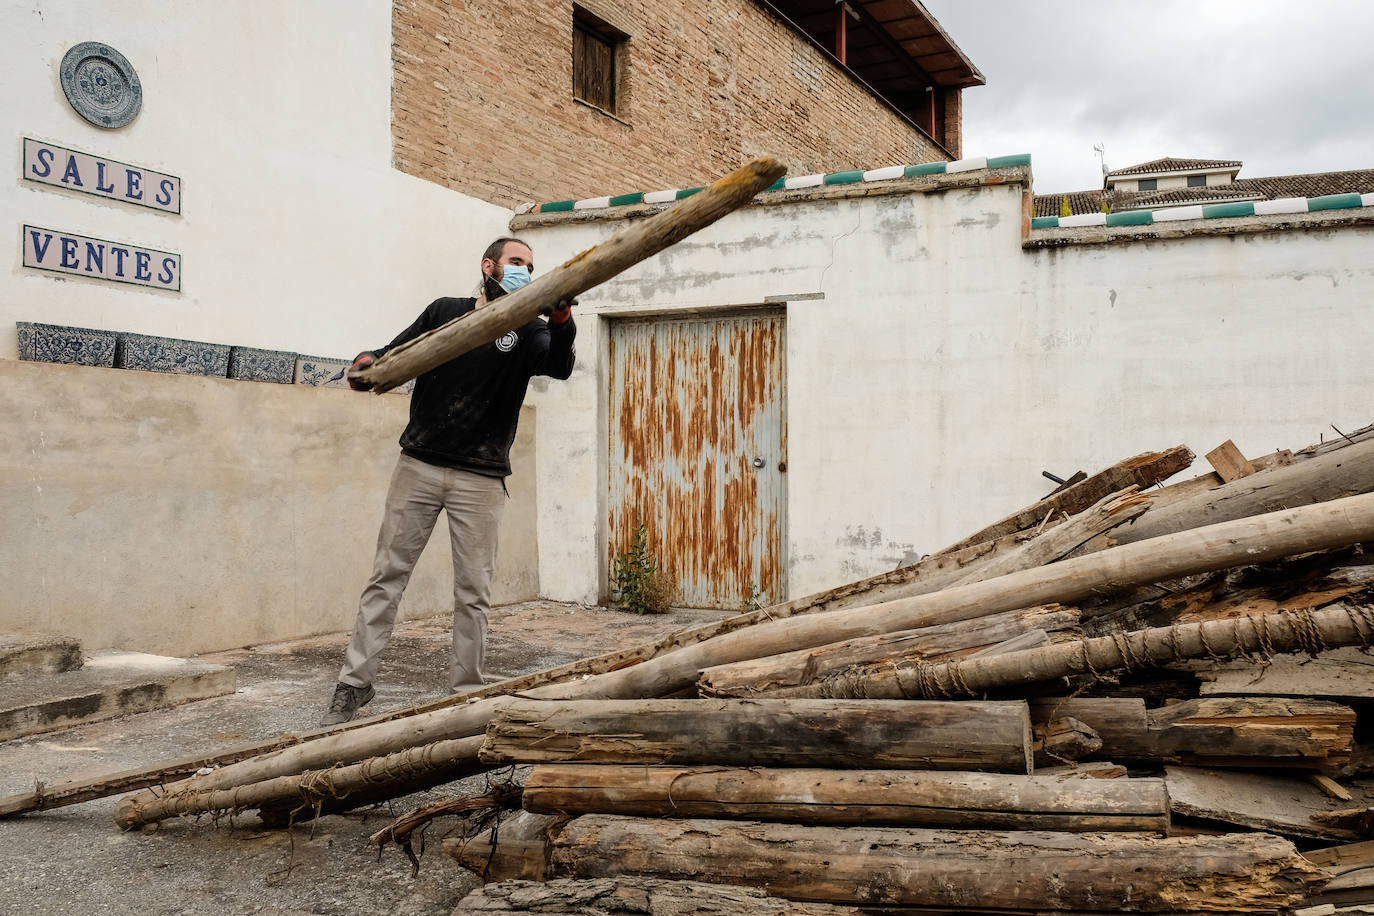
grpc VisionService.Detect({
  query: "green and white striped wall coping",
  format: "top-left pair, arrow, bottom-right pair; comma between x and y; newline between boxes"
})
523,154 -> 1032,215
1031,193 -> 1374,230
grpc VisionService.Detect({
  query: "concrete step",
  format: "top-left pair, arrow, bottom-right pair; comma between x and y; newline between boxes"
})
0,651 -> 236,742
0,634 -> 83,678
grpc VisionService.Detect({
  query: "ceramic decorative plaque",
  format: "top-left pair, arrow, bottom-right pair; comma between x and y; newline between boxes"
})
59,42 -> 142,129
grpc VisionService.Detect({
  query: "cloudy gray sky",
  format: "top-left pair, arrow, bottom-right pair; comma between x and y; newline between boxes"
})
921,0 -> 1374,194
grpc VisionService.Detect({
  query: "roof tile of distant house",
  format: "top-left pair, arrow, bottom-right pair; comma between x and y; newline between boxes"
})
1105,157 -> 1243,177
1034,168 -> 1374,217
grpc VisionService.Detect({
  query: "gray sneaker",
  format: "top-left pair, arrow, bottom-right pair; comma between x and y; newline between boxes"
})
319,682 -> 375,726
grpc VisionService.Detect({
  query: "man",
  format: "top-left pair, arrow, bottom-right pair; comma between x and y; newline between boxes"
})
320,237 -> 575,726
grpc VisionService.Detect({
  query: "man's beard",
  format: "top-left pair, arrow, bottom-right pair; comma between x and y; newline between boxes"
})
484,275 -> 507,302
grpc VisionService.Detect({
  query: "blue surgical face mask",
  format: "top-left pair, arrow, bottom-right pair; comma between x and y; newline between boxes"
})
498,264 -> 532,293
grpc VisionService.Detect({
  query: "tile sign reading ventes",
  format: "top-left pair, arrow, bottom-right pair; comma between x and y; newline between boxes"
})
19,137 -> 181,291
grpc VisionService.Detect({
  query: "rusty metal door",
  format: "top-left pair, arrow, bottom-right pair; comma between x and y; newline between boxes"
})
608,311 -> 786,608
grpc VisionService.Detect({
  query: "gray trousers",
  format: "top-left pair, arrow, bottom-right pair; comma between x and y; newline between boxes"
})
339,454 -> 506,691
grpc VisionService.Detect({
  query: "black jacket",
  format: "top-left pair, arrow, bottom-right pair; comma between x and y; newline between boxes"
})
369,296 -> 576,477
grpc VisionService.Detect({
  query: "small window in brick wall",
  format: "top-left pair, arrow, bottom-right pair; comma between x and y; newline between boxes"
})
1137,178 -> 1158,191
1187,174 -> 1208,187
573,6 -> 627,114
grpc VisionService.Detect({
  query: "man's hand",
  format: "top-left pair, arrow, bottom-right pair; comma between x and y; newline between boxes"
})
547,297 -> 577,326
347,353 -> 377,391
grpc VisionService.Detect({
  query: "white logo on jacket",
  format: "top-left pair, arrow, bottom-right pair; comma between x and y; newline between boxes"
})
494,331 -> 518,352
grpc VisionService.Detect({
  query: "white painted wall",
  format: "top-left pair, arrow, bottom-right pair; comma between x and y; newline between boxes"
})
2,0 -> 509,359
0,360 -> 539,656
520,184 -> 1374,603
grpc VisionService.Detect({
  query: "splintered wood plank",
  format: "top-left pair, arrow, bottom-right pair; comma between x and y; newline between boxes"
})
937,445 -> 1194,552
1199,649 -> 1374,702
1305,840 -> 1374,893
1206,439 -> 1258,483
1166,766 -> 1362,841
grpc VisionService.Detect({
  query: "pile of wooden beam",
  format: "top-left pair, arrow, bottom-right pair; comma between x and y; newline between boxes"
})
5,428 -> 1374,915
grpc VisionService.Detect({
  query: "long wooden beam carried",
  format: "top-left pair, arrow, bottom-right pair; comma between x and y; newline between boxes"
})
112,492 -> 1374,828
352,156 -> 786,392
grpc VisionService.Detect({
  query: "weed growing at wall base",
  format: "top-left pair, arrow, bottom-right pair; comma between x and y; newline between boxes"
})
612,520 -> 677,614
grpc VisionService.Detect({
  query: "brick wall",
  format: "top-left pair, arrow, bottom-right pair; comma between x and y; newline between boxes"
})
392,0 -> 951,207
942,88 -> 962,160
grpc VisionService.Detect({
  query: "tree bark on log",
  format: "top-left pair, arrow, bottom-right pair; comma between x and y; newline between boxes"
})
112,736 -> 486,830
938,447 -> 1192,554
776,602 -> 1374,718
451,878 -> 864,916
352,157 -> 786,392
521,765 -> 1169,831
446,815 -> 1323,911
478,699 -> 1034,773
114,494 -> 1374,827
698,604 -> 1079,697
1031,697 -> 1357,770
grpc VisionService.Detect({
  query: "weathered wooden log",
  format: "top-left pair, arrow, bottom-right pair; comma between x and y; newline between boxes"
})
939,446 -> 1192,553
778,602 -> 1374,707
114,494 -> 1374,827
451,878 -> 864,916
1031,697 -> 1357,770
446,815 -> 1323,911
697,604 -> 1079,697
112,736 -> 486,829
478,699 -> 1034,773
0,491 -> 1121,819
451,810 -> 563,882
1080,553 -> 1374,637
521,765 -> 1168,831
353,157 -> 786,392
6,529 -> 1052,819
1095,436 -> 1374,549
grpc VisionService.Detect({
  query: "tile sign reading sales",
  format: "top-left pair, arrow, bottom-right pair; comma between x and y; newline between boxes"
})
23,137 -> 180,212
20,137 -> 182,291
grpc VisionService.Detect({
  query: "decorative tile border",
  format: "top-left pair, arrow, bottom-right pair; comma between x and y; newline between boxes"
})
114,332 -> 230,377
228,346 -> 296,384
14,324 -> 418,395
524,154 -> 1033,214
294,354 -> 351,388
1031,192 -> 1374,230
16,322 -> 117,367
